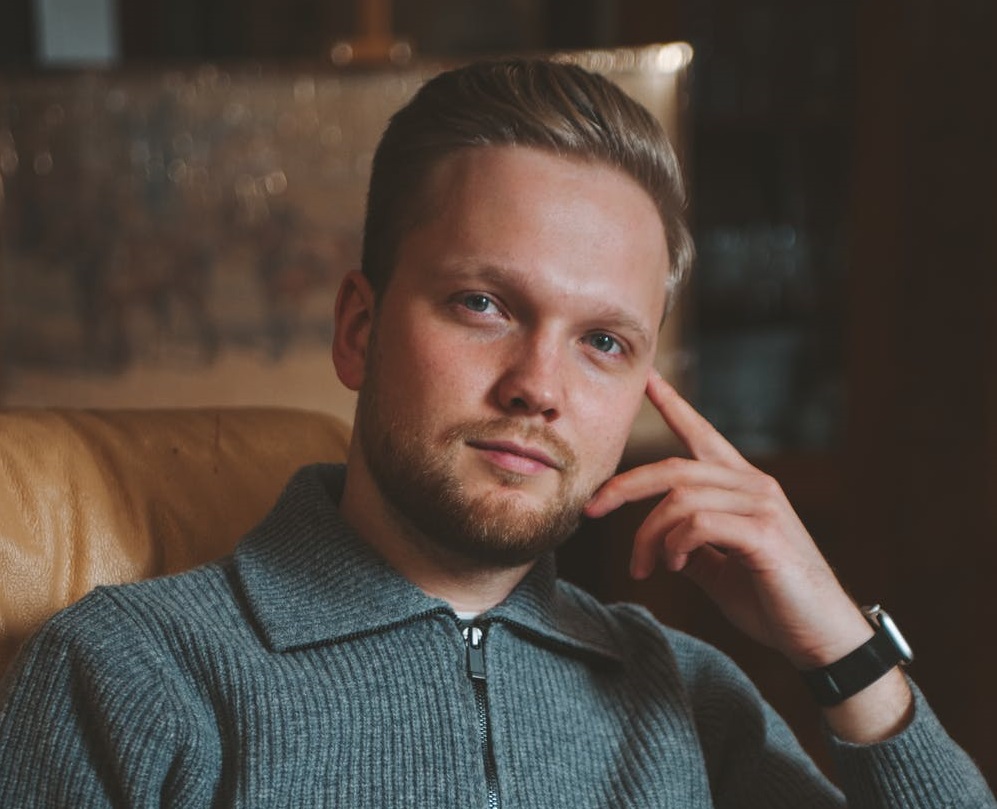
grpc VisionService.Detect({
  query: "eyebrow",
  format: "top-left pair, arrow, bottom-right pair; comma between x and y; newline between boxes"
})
585,304 -> 656,351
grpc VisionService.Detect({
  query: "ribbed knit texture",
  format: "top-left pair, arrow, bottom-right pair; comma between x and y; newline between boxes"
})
1,464 -> 993,807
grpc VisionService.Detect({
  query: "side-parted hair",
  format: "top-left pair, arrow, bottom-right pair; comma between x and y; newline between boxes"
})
361,58 -> 694,311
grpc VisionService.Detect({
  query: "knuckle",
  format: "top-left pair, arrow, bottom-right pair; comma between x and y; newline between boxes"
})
757,473 -> 783,498
687,511 -> 712,534
660,456 -> 685,472
599,477 -> 622,498
600,475 -> 631,500
756,498 -> 781,522
666,486 -> 691,508
657,456 -> 688,478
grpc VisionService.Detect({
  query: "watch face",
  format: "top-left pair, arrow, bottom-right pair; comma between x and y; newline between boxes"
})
878,611 -> 915,663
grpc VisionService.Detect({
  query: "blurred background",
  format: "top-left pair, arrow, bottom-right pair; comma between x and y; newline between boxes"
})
1,0 -> 995,783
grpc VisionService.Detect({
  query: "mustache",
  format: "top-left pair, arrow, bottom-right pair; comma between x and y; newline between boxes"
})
443,418 -> 576,472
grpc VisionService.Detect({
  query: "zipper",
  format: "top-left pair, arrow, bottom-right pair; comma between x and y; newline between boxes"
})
463,623 -> 501,809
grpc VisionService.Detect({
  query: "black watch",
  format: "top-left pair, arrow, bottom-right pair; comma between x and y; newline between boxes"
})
800,605 -> 914,707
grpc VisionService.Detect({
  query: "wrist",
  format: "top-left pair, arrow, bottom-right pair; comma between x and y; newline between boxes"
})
822,667 -> 915,744
800,605 -> 915,707
786,600 -> 874,670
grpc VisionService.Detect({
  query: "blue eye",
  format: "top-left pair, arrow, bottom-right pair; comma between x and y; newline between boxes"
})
587,332 -> 622,354
462,294 -> 495,313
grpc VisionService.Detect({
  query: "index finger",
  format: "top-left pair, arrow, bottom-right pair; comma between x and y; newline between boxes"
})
647,370 -> 751,469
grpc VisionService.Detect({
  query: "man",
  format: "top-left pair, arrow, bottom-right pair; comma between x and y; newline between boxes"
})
0,59 -> 992,807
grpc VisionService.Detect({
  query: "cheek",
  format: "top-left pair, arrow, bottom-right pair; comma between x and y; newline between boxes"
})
572,382 -> 646,470
378,321 -> 494,409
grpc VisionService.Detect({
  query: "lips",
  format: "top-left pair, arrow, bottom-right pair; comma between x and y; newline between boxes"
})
466,439 -> 563,472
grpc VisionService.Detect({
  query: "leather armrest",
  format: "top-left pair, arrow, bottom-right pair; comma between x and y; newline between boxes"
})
0,407 -> 351,676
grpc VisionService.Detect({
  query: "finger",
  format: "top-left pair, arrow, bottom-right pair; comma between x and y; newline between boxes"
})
630,510 -> 759,580
585,456 -> 761,518
646,371 -> 751,469
630,485 -> 761,562
678,542 -> 731,596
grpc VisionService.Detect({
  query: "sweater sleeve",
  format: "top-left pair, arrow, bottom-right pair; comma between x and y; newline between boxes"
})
678,639 -> 846,809
632,611 -> 995,809
0,590 -> 220,808
825,679 -> 996,809
691,667 -> 996,809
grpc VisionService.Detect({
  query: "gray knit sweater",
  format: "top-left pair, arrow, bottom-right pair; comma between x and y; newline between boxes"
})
0,464 -> 992,808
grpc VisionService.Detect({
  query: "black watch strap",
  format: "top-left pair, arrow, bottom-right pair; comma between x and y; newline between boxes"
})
800,625 -> 907,707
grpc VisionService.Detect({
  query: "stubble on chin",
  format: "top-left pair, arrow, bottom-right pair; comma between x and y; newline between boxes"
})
359,399 -> 595,568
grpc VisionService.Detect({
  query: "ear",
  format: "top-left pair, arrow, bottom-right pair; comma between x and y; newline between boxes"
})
332,270 -> 376,391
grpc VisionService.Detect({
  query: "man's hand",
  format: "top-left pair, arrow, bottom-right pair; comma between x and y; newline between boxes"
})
584,371 -> 913,741
584,370 -> 866,668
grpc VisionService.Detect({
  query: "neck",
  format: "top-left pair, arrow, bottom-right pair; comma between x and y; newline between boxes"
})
338,446 -> 535,614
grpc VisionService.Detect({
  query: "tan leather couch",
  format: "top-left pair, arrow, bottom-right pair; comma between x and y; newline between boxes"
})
0,408 -> 351,678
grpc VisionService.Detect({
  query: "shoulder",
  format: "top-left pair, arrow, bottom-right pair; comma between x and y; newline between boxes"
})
4,560 -> 241,695
96,558 -> 238,629
609,601 -> 755,691
79,559 -> 236,639
553,586 -> 836,797
555,578 -> 744,681
553,580 -> 781,725
0,569 -> 230,805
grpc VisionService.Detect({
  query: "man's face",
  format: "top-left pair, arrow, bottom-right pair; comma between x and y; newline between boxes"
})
355,146 -> 669,567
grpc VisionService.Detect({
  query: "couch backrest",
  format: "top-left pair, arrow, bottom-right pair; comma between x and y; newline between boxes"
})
0,407 -> 351,677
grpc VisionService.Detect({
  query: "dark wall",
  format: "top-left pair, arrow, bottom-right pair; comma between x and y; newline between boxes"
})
3,0 -> 616,66
0,0 -> 36,67
845,0 -> 997,783
117,0 -> 354,62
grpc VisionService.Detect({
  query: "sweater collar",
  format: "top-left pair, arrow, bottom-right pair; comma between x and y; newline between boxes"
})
232,464 -> 622,664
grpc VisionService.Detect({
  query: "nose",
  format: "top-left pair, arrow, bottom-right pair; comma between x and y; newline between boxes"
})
493,333 -> 563,421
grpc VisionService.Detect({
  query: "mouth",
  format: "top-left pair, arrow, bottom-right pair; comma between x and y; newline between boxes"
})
466,439 -> 564,475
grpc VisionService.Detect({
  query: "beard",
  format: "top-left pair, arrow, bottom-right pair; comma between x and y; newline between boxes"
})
357,353 -> 596,569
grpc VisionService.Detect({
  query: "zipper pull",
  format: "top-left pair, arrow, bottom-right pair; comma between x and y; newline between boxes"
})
463,624 -> 487,681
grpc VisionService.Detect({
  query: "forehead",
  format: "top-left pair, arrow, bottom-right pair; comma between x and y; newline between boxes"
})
414,145 -> 665,230
394,146 -> 670,323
